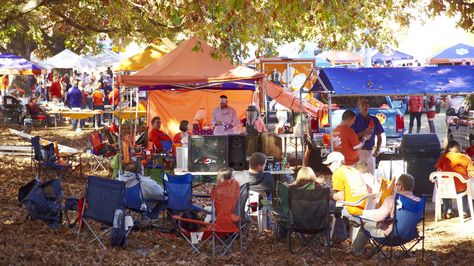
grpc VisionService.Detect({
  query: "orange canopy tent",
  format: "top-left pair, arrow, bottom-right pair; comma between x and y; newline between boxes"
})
121,36 -> 265,136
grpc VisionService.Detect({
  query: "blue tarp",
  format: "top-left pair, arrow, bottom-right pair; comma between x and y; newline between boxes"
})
372,49 -> 413,63
312,66 -> 474,95
0,53 -> 45,75
430,43 -> 474,64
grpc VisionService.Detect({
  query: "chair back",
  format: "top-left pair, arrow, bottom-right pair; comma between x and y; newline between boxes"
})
377,178 -> 395,208
84,176 -> 126,225
163,173 -> 193,211
211,179 -> 241,231
161,140 -> 173,154
124,180 -> 143,211
430,171 -> 466,198
288,187 -> 330,233
391,194 -> 426,240
235,183 -> 250,221
278,182 -> 290,218
31,136 -> 44,161
89,132 -> 103,153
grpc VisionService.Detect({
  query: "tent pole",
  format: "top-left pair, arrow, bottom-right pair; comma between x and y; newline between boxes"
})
134,87 -> 139,143
117,86 -> 122,176
328,93 -> 333,151
297,68 -> 314,165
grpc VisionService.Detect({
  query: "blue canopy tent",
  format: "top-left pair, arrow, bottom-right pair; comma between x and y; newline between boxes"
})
371,49 -> 413,64
312,66 -> 474,96
429,43 -> 474,65
0,53 -> 45,75
311,66 -> 474,150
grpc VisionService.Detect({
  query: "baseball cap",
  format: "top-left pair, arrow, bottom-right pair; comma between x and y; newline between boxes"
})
219,95 -> 227,99
322,152 -> 345,164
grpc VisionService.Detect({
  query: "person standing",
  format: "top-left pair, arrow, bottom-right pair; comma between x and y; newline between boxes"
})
173,120 -> 190,146
49,75 -> 63,102
426,95 -> 436,133
333,110 -> 367,166
408,95 -> 424,133
352,99 -> 384,174
92,83 -> 105,128
65,78 -> 85,130
211,95 -> 239,135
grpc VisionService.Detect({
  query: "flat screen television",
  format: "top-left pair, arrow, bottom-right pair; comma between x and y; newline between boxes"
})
188,135 -> 228,171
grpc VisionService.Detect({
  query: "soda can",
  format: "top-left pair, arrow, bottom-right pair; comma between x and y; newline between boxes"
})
274,162 -> 281,171
266,162 -> 273,171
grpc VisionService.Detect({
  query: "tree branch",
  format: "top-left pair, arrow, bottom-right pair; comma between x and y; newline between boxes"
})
52,10 -> 120,33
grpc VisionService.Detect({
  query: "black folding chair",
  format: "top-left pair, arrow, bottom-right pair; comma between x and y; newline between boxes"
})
77,176 -> 127,249
287,187 -> 331,256
235,183 -> 251,248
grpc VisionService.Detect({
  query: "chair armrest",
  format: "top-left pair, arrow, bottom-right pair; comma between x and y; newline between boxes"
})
192,194 -> 210,198
171,215 -> 211,226
337,193 -> 381,207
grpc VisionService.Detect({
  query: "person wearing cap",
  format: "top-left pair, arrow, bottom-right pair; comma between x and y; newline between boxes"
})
351,98 -> 384,174
324,151 -> 369,216
83,77 -> 95,110
211,95 -> 239,135
333,110 -> 368,166
245,105 -> 267,135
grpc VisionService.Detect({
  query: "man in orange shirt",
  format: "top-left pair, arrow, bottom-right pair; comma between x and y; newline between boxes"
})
92,83 -> 105,127
333,110 -> 368,165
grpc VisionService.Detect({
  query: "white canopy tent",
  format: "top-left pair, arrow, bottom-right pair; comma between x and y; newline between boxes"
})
85,49 -> 123,68
45,49 -> 96,71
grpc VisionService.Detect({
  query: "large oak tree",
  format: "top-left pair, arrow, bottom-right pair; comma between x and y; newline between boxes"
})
0,0 -> 472,61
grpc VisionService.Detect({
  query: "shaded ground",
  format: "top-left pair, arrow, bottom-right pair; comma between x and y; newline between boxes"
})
0,121 -> 473,265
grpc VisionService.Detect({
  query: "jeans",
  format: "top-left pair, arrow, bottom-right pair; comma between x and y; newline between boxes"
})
409,112 -> 422,133
442,195 -> 470,214
93,105 -> 104,127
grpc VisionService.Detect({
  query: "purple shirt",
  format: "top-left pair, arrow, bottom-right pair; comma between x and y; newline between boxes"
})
352,113 -> 384,149
66,86 -> 83,108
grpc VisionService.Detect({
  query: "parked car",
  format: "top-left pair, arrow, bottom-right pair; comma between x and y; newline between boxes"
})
447,94 -> 474,150
315,95 -> 405,145
390,96 -> 442,115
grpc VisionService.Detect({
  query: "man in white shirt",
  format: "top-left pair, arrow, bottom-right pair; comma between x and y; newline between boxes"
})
211,95 -> 239,135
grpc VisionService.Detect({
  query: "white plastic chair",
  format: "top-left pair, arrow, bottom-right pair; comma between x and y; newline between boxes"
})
429,171 -> 474,223
248,190 -> 267,233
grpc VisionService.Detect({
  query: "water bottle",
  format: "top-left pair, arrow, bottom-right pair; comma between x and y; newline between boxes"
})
113,209 -> 123,228
140,202 -> 148,212
282,156 -> 287,171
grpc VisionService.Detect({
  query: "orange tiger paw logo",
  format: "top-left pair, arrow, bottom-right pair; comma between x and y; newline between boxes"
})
376,113 -> 386,124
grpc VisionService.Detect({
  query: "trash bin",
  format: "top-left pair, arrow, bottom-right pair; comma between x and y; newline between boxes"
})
399,134 -> 441,196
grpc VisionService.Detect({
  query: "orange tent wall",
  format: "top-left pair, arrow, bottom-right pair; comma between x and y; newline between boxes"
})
147,90 -> 255,137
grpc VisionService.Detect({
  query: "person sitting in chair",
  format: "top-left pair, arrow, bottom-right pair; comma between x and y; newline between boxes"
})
234,152 -> 275,197
149,116 -> 172,153
351,174 -> 419,252
173,120 -> 190,147
26,97 -> 46,118
291,166 -> 324,190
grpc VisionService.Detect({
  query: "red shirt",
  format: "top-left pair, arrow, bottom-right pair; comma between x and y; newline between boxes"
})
149,128 -> 171,152
333,125 -> 360,165
108,88 -> 119,106
409,96 -> 424,113
50,82 -> 62,98
92,90 -> 104,106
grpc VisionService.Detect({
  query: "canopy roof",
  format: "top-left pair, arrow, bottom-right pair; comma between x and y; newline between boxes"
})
114,38 -> 176,72
372,48 -> 413,63
121,36 -> 264,88
325,51 -> 363,65
86,49 -> 123,67
0,53 -> 45,75
429,43 -> 474,64
312,66 -> 474,96
45,49 -> 96,70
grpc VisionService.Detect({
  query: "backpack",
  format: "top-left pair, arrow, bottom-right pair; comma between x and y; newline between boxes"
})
110,209 -> 128,247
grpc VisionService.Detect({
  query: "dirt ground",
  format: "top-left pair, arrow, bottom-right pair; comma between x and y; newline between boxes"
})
0,121 -> 473,265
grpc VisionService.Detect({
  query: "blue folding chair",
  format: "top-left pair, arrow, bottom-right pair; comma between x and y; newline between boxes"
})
163,173 -> 207,213
360,194 -> 426,262
31,136 -> 72,180
78,176 -> 127,249
124,174 -> 165,221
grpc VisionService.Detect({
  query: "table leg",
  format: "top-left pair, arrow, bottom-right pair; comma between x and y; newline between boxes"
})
295,137 -> 298,160
79,155 -> 83,178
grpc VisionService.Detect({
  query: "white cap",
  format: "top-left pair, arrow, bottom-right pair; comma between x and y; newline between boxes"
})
322,152 -> 345,164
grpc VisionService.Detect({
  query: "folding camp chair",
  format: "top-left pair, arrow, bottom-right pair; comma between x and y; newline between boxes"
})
286,187 -> 332,256
173,179 -> 243,256
31,136 -> 72,180
272,182 -> 290,239
88,131 -> 116,173
359,194 -> 427,263
78,176 -> 127,249
236,183 -> 251,247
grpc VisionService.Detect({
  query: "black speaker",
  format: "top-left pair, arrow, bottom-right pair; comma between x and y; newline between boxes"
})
400,134 -> 441,196
228,135 -> 247,170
